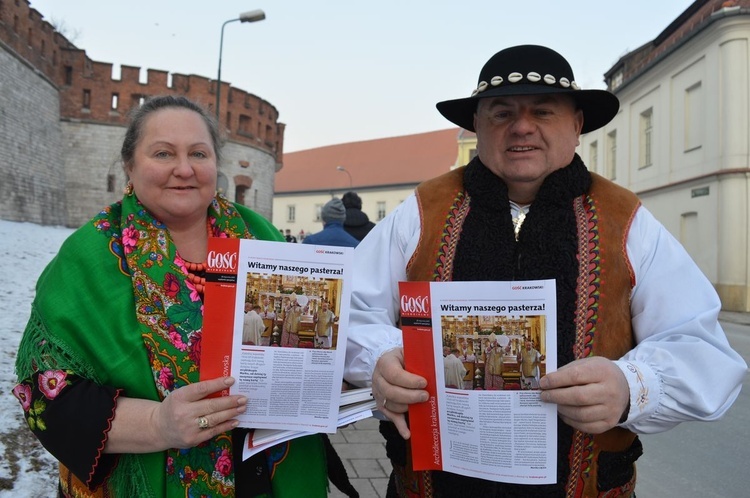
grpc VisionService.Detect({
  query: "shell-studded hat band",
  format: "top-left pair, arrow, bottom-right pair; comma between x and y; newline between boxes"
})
435,44 -> 620,134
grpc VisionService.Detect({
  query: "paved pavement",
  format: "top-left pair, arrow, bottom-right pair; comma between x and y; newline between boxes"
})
329,417 -> 389,498
329,311 -> 750,497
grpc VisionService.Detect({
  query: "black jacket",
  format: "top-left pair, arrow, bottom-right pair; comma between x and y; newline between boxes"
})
343,208 -> 375,241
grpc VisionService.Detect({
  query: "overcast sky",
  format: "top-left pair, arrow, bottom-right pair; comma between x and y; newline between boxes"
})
29,0 -> 695,151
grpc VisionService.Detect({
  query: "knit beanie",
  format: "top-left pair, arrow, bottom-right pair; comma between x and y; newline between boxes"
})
322,198 -> 346,223
342,191 -> 362,210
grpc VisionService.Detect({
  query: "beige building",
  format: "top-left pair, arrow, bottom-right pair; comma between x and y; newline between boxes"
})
579,0 -> 750,311
273,128 -> 472,239
275,1 -> 750,312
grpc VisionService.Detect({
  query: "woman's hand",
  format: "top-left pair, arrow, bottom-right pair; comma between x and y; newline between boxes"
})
105,377 -> 248,453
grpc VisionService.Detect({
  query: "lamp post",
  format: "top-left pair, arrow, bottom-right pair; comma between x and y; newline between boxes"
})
336,166 -> 353,189
215,9 -> 266,121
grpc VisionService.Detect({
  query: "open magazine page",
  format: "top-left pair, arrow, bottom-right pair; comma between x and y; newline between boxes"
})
400,280 -> 558,485
201,238 -> 353,434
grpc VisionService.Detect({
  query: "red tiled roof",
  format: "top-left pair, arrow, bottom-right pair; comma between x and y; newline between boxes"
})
276,128 -> 469,193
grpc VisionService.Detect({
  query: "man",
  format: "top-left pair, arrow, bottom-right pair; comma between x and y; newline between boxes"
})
280,295 -> 302,348
242,303 -> 265,346
442,347 -> 467,390
517,339 -> 545,390
284,229 -> 297,243
483,333 -> 506,390
342,191 -> 376,241
313,300 -> 338,349
303,198 -> 359,248
344,45 -> 746,497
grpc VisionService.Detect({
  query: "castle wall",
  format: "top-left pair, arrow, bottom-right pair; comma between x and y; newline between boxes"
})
60,121 -> 127,226
221,140 -> 280,221
0,0 -> 284,227
0,41 -> 65,225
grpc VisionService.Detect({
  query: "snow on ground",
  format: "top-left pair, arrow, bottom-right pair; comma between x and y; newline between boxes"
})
0,220 -> 74,497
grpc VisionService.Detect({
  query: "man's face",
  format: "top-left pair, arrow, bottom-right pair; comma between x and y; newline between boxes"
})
473,94 -> 583,202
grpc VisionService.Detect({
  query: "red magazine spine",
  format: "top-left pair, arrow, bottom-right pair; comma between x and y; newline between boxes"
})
399,281 -> 442,471
200,237 -> 241,397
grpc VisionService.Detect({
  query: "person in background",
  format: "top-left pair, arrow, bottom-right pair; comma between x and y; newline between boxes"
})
242,303 -> 265,346
342,191 -> 376,241
443,348 -> 467,390
12,95 -> 354,498
344,45 -> 746,497
483,333 -> 507,391
303,198 -> 359,248
517,339 -> 545,389
313,300 -> 338,349
280,294 -> 303,348
284,229 -> 297,243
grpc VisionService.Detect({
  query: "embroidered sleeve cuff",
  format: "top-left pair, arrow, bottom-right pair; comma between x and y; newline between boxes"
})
613,360 -> 660,426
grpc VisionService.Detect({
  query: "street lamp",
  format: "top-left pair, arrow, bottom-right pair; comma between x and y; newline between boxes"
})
215,9 -> 266,120
336,166 -> 353,189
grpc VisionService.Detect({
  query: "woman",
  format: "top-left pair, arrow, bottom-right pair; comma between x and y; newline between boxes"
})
13,96 -> 347,497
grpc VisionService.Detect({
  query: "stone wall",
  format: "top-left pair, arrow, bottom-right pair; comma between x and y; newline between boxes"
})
0,42 -> 65,225
0,0 -> 283,227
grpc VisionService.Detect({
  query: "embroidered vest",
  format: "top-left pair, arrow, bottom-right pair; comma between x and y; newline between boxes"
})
399,166 -> 641,498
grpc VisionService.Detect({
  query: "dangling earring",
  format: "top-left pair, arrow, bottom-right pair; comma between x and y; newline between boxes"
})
124,181 -> 134,196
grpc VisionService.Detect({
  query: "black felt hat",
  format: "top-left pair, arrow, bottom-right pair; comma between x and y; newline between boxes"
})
436,45 -> 619,134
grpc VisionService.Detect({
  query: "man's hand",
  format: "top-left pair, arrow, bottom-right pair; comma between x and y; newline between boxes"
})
371,348 -> 428,439
539,357 -> 629,434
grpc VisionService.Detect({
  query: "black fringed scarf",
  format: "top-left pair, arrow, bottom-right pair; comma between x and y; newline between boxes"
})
433,154 -> 591,498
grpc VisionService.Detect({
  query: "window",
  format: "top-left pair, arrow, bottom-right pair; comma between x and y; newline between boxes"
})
377,201 -> 386,221
588,141 -> 598,172
131,94 -> 146,107
610,70 -> 624,91
64,66 -> 73,85
235,186 -> 247,205
239,115 -> 251,136
685,82 -> 703,151
314,204 -> 323,222
111,93 -> 119,111
226,111 -> 231,131
40,39 -> 45,57
639,108 -> 653,168
606,131 -> 617,180
287,205 -> 296,223
82,89 -> 91,110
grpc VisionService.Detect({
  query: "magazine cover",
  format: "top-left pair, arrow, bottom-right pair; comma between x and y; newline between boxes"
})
400,279 -> 558,484
201,237 -> 353,433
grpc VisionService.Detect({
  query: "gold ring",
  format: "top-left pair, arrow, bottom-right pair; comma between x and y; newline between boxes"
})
198,416 -> 209,429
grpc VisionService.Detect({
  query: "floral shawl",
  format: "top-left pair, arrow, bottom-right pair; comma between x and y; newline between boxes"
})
15,192 -> 328,497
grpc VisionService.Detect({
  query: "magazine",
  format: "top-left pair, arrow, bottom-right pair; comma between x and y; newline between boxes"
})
241,387 -> 377,460
399,279 -> 558,485
200,237 -> 353,434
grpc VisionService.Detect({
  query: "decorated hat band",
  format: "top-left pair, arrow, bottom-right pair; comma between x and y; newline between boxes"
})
471,72 -> 581,97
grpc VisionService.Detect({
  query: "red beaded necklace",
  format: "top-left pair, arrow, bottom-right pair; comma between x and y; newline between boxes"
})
182,220 -> 214,296
185,260 -> 207,295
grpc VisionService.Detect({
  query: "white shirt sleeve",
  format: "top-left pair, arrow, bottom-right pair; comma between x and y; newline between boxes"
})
344,198 -> 748,432
344,195 -> 421,387
616,206 -> 747,433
